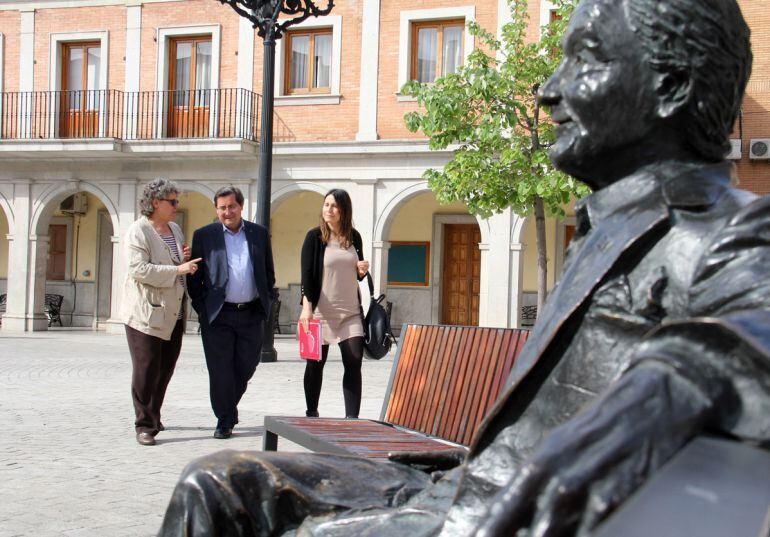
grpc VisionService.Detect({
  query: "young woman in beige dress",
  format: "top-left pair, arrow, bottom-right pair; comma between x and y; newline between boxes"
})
299,189 -> 369,418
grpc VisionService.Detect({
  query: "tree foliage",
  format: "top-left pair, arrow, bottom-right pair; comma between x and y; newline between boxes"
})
404,0 -> 586,218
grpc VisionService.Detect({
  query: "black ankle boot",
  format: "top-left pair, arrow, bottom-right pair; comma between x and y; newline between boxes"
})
306,410 -> 319,418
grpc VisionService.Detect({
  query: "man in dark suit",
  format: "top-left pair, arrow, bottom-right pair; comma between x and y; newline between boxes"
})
187,186 -> 276,439
160,0 -> 769,534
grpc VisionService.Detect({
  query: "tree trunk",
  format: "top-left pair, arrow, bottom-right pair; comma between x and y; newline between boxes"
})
534,195 -> 548,312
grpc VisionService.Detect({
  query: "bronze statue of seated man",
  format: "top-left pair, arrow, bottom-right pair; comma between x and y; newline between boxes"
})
158,0 -> 770,535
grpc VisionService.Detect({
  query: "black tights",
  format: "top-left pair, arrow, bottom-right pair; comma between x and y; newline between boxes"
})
303,336 -> 364,418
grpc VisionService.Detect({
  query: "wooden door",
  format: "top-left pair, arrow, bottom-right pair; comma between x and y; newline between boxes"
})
47,225 -> 67,280
441,224 -> 481,326
168,37 -> 212,137
60,43 -> 101,137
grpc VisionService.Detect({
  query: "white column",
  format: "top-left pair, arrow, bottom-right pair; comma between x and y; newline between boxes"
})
371,240 -> 390,296
480,210 -> 514,327
105,180 -> 138,333
236,16 -> 255,139
477,241 -> 491,326
19,9 -> 35,138
352,178 -> 377,260
508,243 -> 525,328
124,4 -> 142,139
0,34 -> 5,138
356,0 -> 381,141
2,182 -> 47,331
497,0 -> 513,39
237,16 -> 255,91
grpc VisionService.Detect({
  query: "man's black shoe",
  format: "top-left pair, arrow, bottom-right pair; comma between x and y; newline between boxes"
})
214,427 -> 233,439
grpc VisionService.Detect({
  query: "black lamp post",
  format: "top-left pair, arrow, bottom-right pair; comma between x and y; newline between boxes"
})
218,0 -> 334,362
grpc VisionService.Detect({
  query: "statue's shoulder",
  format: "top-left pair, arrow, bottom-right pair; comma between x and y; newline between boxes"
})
689,194 -> 770,317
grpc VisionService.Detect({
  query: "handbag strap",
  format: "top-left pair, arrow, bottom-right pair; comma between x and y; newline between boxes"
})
365,271 -> 375,298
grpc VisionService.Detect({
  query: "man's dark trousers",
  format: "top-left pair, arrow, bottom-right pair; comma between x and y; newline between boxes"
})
200,302 -> 265,429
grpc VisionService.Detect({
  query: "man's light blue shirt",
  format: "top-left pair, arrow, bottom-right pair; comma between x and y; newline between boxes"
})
223,221 -> 257,303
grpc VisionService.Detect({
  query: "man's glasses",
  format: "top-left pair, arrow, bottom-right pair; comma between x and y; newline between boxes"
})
159,198 -> 179,207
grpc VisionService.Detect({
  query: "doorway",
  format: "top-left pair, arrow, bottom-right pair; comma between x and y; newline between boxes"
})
441,223 -> 480,326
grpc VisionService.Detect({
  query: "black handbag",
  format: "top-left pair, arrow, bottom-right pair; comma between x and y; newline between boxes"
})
361,272 -> 396,360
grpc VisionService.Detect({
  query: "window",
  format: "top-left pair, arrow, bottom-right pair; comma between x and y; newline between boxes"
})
60,42 -> 101,137
168,36 -> 212,137
387,242 -> 430,286
398,7 -> 475,97
411,19 -> 464,83
284,28 -> 332,94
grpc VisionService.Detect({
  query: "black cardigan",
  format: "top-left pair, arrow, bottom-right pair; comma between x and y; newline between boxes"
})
300,226 -> 365,311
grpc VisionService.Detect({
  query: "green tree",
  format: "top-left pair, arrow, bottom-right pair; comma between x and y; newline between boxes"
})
403,0 -> 586,312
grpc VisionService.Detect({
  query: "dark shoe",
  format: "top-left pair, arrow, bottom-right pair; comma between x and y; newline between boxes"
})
305,410 -> 319,418
158,422 -> 165,431
345,415 -> 359,419
214,427 -> 232,439
136,432 -> 156,446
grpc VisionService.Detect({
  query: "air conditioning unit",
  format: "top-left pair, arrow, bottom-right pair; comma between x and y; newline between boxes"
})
60,192 -> 88,214
749,139 -> 770,160
726,139 -> 742,160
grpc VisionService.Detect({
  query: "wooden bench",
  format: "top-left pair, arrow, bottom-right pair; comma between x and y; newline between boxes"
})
263,323 -> 529,461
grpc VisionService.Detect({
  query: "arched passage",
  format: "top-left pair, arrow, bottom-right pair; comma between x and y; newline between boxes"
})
377,185 -> 486,328
270,187 -> 325,333
27,182 -> 121,328
0,197 -> 11,322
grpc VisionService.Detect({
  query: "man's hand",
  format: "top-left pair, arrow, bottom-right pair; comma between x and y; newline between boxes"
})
473,363 -> 711,537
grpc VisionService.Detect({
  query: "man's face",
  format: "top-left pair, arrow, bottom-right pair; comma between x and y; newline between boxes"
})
539,0 -> 659,187
215,193 -> 243,231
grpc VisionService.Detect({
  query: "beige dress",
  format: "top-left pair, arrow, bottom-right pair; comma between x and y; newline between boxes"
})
314,238 -> 364,345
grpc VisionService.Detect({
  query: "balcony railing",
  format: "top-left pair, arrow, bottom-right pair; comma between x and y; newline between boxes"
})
0,88 -> 261,141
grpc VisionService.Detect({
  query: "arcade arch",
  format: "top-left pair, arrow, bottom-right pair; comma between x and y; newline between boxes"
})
269,189 -> 325,333
381,189 -> 482,327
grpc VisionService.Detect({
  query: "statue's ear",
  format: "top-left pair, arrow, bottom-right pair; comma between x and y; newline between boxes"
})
655,69 -> 692,118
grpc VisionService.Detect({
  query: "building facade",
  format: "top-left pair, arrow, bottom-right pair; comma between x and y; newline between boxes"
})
0,0 -> 767,333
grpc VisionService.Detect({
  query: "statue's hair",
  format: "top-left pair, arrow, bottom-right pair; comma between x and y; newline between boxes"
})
624,0 -> 752,161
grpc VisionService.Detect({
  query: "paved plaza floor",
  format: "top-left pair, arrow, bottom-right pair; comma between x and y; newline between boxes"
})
0,330 -> 394,536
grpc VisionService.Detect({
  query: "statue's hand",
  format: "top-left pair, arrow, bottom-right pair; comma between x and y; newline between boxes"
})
388,449 -> 466,473
473,363 -> 712,537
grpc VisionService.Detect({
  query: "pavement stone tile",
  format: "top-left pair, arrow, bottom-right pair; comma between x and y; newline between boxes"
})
0,330 -> 394,536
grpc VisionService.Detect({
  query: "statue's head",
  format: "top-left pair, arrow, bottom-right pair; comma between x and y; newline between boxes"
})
539,0 -> 751,188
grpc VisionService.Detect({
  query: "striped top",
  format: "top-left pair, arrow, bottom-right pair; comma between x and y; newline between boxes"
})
160,233 -> 184,320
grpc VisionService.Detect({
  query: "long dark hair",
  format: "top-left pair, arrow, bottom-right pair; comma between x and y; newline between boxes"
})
319,189 -> 353,249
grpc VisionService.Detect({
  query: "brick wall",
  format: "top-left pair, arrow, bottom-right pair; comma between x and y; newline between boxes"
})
33,6 -> 126,91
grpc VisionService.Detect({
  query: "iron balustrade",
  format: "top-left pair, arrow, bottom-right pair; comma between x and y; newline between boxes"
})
0,88 -> 261,141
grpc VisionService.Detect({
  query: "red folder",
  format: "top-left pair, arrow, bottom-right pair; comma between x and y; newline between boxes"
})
298,320 -> 322,361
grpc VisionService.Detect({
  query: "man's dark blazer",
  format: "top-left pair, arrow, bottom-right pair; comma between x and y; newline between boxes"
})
187,220 -> 277,325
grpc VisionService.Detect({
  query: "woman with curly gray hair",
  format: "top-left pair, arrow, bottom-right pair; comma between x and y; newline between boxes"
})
122,178 -> 200,446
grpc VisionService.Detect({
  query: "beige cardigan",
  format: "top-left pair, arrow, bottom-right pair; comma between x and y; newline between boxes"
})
122,216 -> 186,340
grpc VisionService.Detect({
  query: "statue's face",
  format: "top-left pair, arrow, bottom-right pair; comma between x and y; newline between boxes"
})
540,0 -> 659,186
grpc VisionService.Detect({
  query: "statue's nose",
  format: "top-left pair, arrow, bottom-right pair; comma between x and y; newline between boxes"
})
538,74 -> 560,108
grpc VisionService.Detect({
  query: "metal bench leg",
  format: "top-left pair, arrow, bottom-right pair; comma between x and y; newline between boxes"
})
263,429 -> 278,451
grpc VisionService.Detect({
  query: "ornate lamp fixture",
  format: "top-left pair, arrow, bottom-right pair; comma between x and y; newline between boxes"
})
219,0 -> 334,39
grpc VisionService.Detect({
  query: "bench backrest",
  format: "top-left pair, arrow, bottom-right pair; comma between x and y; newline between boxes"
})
380,324 -> 529,446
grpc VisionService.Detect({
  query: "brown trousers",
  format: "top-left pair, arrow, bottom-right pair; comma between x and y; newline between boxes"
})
125,319 -> 184,435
